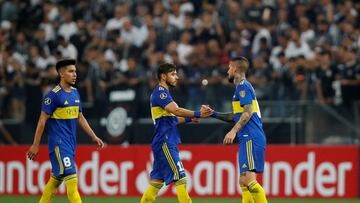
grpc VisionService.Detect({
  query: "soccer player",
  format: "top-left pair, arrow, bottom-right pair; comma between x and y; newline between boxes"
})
208,56 -> 267,203
141,63 -> 213,203
26,59 -> 104,203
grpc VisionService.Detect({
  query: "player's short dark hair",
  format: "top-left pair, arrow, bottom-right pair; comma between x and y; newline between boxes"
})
230,56 -> 249,72
157,63 -> 176,80
55,59 -> 76,72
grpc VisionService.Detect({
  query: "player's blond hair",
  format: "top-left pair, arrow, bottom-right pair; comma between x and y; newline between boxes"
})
230,56 -> 249,73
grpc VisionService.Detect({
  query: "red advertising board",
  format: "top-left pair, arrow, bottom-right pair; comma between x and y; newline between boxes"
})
0,145 -> 358,198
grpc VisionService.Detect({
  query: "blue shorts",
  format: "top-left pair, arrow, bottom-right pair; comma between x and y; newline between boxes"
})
238,137 -> 265,173
150,142 -> 186,185
49,146 -> 76,177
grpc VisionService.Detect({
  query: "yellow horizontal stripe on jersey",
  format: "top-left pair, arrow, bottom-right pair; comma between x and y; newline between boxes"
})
51,106 -> 79,119
232,100 -> 260,114
151,106 -> 175,120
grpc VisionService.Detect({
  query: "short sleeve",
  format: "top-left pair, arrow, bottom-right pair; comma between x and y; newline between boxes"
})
238,87 -> 252,106
154,90 -> 174,108
76,90 -> 83,112
41,92 -> 57,115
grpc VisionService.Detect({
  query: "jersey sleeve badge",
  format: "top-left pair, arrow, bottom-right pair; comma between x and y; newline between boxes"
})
44,97 -> 52,105
160,93 -> 167,99
240,90 -> 245,98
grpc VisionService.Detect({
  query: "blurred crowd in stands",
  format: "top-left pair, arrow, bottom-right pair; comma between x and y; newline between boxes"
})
0,0 -> 359,126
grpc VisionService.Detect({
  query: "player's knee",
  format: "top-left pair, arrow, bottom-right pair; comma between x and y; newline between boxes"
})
240,172 -> 256,186
239,177 -> 247,186
239,174 -> 249,186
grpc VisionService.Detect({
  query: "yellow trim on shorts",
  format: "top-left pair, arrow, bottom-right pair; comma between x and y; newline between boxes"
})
162,143 -> 179,180
246,140 -> 255,170
54,146 -> 64,175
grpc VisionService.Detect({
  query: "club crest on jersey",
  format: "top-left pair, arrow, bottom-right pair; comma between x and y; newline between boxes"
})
160,93 -> 167,99
44,97 -> 51,105
240,90 -> 245,98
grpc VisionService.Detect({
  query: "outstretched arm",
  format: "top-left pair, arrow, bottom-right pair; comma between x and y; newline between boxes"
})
177,117 -> 200,125
165,102 -> 213,118
78,112 -> 104,149
210,111 -> 234,123
27,111 -> 50,160
200,105 -> 234,122
223,104 -> 253,144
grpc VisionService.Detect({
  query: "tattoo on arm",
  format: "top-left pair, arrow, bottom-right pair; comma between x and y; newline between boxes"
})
213,112 -> 234,122
233,104 -> 253,132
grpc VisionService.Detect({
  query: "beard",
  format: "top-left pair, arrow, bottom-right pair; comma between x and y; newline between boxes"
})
66,79 -> 76,86
228,76 -> 234,83
166,80 -> 176,87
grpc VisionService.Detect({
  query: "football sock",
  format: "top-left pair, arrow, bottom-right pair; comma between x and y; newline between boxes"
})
65,175 -> 82,203
241,186 -> 254,203
39,175 -> 63,203
140,180 -> 164,203
248,180 -> 267,203
175,178 -> 192,203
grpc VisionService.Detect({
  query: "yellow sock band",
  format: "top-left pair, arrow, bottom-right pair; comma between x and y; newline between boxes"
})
248,180 -> 267,203
150,180 -> 164,189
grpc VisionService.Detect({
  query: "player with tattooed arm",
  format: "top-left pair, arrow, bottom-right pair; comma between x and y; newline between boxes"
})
205,56 -> 267,203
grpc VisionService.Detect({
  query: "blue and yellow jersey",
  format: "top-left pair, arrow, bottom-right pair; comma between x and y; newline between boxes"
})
150,85 -> 180,144
232,80 -> 265,143
42,84 -> 82,154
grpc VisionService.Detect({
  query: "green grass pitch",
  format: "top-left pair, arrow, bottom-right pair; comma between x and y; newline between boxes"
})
1,196 -> 360,203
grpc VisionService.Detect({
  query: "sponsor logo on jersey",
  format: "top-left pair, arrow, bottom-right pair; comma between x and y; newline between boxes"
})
160,93 -> 167,99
